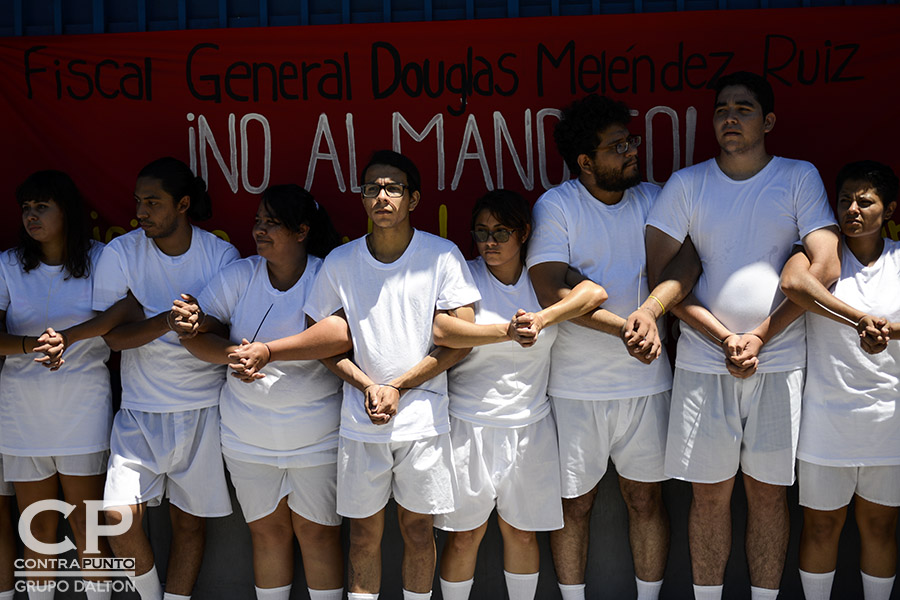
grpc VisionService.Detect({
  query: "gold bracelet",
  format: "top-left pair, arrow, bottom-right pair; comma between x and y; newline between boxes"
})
648,295 -> 666,316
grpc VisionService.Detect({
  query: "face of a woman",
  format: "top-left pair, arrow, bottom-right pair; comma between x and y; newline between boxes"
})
253,200 -> 307,260
473,209 -> 524,271
836,179 -> 895,239
21,198 -> 65,245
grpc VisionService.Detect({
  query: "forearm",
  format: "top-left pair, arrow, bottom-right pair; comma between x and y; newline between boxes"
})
321,354 -> 375,393
571,308 -> 626,336
537,280 -> 608,328
390,346 -> 471,391
181,333 -> 237,365
888,322 -> 900,341
62,296 -> 144,345
781,251 -> 863,329
102,312 -> 171,351
671,293 -> 732,344
268,315 -> 353,361
747,298 -> 805,344
433,313 -> 508,348
0,332 -> 40,356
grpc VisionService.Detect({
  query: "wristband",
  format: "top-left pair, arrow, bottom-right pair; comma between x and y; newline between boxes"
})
648,295 -> 666,315
262,343 -> 272,362
21,335 -> 28,354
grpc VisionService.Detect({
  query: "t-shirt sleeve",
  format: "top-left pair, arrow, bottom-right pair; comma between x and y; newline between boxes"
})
794,165 -> 837,239
0,259 -> 11,313
92,244 -> 130,311
199,263 -> 243,325
218,242 -> 241,269
525,193 -> 571,268
646,172 -> 691,243
435,246 -> 481,311
304,260 -> 343,323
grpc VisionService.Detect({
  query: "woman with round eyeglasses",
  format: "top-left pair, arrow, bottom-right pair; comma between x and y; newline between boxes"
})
0,170 -> 116,600
180,184 -> 351,600
432,189 -> 607,600
781,160 -> 900,600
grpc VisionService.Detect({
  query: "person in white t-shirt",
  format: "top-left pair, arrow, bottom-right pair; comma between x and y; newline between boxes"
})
43,157 -> 240,600
0,170 -> 119,600
645,72 -> 841,600
236,150 -> 480,600
179,184 -> 349,600
432,189 -> 607,600
528,94 -> 699,600
779,161 -> 899,600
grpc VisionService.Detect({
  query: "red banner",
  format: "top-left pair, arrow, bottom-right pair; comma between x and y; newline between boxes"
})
2,6 -> 898,255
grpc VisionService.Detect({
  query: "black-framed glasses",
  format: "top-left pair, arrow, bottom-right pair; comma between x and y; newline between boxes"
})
599,135 -> 642,155
361,182 -> 408,198
471,229 -> 515,243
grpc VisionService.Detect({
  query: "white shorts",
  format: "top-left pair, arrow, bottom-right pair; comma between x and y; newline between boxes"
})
552,392 -> 670,498
337,434 -> 456,518
103,407 -> 232,517
434,415 -> 563,533
799,461 -> 900,511
0,457 -> 14,496
224,453 -> 341,526
2,451 -> 108,481
665,368 -> 803,486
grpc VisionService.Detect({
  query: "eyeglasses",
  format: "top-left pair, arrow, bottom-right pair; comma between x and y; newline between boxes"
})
599,135 -> 642,155
361,182 -> 408,198
471,229 -> 515,243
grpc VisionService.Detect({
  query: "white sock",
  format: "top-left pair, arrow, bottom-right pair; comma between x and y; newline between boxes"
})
861,571 -> 895,600
347,594 -> 379,600
799,569 -> 834,600
0,589 -> 14,600
636,577 -> 663,600
85,585 -> 113,600
27,586 -> 54,600
131,567 -> 164,600
256,584 -> 291,600
558,582 -> 586,600
750,586 -> 779,600
402,591 -> 431,600
504,571 -> 539,600
440,578 -> 474,600
693,584 -> 723,600
162,593 -> 191,600
308,588 -> 344,600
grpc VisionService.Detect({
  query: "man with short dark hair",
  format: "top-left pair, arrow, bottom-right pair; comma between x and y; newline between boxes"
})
528,94 -> 696,600
646,72 -> 840,600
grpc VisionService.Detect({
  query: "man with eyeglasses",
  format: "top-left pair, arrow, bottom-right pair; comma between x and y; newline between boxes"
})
528,94 -> 698,600
645,71 -> 839,600
303,149 -> 480,600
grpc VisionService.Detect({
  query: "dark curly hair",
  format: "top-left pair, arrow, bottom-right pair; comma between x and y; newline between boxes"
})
138,157 -> 212,221
15,170 -> 92,279
554,94 -> 633,175
835,160 -> 898,212
260,184 -> 340,258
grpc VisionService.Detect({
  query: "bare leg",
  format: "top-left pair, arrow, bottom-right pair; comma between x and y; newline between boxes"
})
292,510 -> 343,590
688,478 -> 734,586
105,503 -> 154,575
59,474 -> 113,586
397,505 -> 436,593
550,485 -> 598,585
0,496 -> 14,593
798,506 -> 846,573
619,477 -> 669,582
743,474 -> 789,590
497,517 -> 539,574
164,504 -> 206,596
348,509 -> 385,594
247,498 -> 294,588
15,476 -> 62,590
440,522 -> 488,582
856,496 -> 899,578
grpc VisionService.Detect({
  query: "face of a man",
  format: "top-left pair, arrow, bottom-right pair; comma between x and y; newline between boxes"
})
360,164 -> 420,230
134,176 -> 185,240
713,84 -> 774,156
836,179 -> 895,239
582,124 -> 642,192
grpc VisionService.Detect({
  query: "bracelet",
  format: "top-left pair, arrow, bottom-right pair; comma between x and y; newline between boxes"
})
262,343 -> 272,362
648,295 -> 666,316
384,384 -> 402,394
21,335 -> 28,354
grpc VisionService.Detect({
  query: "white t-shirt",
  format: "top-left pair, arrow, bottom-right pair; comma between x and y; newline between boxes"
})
526,179 -> 672,401
647,157 -> 836,374
199,255 -> 342,464
93,226 -> 239,412
305,230 -> 481,443
448,258 -> 557,427
0,242 -> 111,456
798,239 -> 900,467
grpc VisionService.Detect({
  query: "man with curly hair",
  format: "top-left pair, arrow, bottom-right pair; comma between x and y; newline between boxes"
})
527,94 -> 697,600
